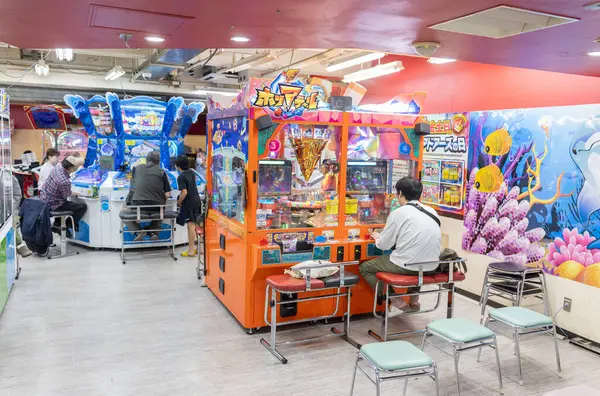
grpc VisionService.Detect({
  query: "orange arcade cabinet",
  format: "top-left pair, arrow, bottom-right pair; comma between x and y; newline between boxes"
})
204,73 -> 426,333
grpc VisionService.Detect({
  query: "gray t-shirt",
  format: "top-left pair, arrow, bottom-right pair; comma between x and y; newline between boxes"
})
130,163 -> 172,205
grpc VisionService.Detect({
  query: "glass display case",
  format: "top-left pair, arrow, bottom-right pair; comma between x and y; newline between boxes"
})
256,124 -> 341,230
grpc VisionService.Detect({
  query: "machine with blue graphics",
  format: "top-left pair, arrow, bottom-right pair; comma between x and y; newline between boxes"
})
63,93 -> 205,249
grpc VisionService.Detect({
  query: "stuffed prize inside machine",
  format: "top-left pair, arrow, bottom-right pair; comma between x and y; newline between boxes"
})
204,83 -> 424,333
64,93 -> 205,249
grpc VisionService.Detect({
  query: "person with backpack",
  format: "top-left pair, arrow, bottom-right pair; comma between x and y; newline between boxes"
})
359,177 -> 442,317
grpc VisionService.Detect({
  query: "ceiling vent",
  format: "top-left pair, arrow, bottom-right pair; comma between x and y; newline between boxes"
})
429,5 -> 578,39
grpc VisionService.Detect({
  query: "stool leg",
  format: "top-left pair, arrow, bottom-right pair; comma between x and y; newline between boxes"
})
477,316 -> 491,362
270,289 -> 277,350
383,284 -> 389,342
375,370 -> 381,396
420,330 -> 429,351
447,283 -> 455,318
403,376 -> 409,396
433,362 -> 440,396
492,335 -> 503,390
453,344 -> 461,396
514,328 -> 523,385
515,280 -> 524,306
60,216 -> 67,256
121,221 -> 126,264
480,283 -> 490,323
541,274 -> 551,316
553,326 -> 562,375
479,268 -> 489,305
349,354 -> 359,395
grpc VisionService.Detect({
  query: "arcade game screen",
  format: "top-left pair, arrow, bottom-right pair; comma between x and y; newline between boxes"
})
43,129 -> 89,161
256,124 -> 341,230
72,168 -> 108,196
212,148 -> 245,223
89,102 -> 113,136
124,140 -> 161,168
96,138 -> 117,170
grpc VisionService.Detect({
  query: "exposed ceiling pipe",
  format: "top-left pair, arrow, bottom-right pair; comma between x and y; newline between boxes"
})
131,49 -> 170,82
261,49 -> 344,77
217,50 -> 278,74
183,49 -> 223,73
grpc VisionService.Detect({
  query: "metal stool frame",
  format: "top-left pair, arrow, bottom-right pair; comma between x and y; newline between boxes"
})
120,205 -> 177,264
349,351 -> 440,396
479,266 -> 550,322
368,259 -> 466,342
49,213 -> 79,260
480,313 -> 561,385
422,326 -> 503,396
260,260 -> 361,364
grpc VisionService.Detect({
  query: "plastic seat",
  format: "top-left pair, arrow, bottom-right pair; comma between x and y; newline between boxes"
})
490,307 -> 553,328
361,340 -> 433,371
119,211 -> 151,220
376,272 -> 437,286
427,318 -> 494,343
265,274 -> 325,292
489,261 -> 531,272
321,272 -> 360,288
150,210 -> 178,219
50,210 -> 74,217
433,272 -> 466,283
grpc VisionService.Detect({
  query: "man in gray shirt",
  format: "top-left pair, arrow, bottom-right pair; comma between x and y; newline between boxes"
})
359,177 -> 441,317
124,151 -> 172,241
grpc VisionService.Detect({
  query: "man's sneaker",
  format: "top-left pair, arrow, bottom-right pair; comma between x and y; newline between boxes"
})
388,304 -> 411,318
17,244 -> 32,258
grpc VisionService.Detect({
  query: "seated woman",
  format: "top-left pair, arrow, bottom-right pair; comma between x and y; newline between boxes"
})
359,177 -> 441,317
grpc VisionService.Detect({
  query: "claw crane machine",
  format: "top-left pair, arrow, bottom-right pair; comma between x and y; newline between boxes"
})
205,72 -> 426,333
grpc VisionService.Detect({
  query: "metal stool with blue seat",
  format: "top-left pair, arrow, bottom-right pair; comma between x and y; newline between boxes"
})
350,340 -> 440,396
481,306 -> 561,385
48,209 -> 79,260
480,261 -> 549,322
422,318 -> 503,396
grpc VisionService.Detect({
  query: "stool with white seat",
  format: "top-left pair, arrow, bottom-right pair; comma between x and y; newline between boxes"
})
422,318 -> 503,396
350,340 -> 439,396
481,306 -> 561,385
48,209 -> 79,260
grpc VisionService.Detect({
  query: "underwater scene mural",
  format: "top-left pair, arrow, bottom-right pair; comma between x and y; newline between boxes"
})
463,104 -> 600,288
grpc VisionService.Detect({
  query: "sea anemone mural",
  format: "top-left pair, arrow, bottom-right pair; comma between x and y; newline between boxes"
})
545,229 -> 600,287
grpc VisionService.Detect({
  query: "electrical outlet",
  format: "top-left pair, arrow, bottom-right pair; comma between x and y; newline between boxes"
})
563,297 -> 572,312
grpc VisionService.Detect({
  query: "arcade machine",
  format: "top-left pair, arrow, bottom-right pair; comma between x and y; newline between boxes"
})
204,75 -> 425,333
63,93 -> 205,249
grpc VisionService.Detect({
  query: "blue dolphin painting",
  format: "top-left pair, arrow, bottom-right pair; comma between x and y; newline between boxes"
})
570,128 -> 600,249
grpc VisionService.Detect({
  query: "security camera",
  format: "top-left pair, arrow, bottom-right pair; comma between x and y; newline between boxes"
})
412,42 -> 440,57
141,72 -> 152,79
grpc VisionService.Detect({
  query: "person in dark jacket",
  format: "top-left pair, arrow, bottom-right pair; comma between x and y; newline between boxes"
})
19,198 -> 53,256
174,156 -> 201,257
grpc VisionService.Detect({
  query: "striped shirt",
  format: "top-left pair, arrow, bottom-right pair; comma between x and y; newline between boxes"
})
40,164 -> 72,210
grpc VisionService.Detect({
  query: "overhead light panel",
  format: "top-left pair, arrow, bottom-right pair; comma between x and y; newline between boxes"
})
55,48 -> 73,61
342,61 -> 403,83
105,65 -> 126,80
231,36 -> 250,42
145,36 -> 165,43
428,57 -> 457,64
35,60 -> 49,76
194,87 -> 239,97
588,51 -> 600,56
326,52 -> 385,72
225,51 -> 278,73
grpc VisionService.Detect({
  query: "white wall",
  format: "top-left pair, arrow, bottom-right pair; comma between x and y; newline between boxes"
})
441,216 -> 600,343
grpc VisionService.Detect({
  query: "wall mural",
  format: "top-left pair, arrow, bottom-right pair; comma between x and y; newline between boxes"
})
463,105 -> 600,288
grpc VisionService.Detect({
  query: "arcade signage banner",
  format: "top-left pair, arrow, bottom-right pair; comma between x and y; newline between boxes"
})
420,113 -> 469,215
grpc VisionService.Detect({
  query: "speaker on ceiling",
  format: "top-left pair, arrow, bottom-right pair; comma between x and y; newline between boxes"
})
414,122 -> 431,136
255,114 -> 273,130
328,96 -> 353,111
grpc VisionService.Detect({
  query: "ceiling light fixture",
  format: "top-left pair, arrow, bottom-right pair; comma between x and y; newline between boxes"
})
428,57 -> 457,64
326,52 -> 386,72
105,65 -> 126,80
145,36 -> 165,43
231,36 -> 250,43
588,51 -> 600,56
194,87 -> 239,97
55,48 -> 74,61
342,61 -> 404,83
34,60 -> 49,76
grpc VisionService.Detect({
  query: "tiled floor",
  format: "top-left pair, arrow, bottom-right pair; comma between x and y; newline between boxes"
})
1,246 -> 599,395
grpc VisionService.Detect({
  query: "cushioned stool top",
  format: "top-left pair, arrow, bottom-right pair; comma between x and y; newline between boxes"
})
428,318 -> 494,343
432,272 -> 466,283
361,341 -> 433,371
490,307 -> 553,328
376,272 -> 436,286
321,272 -> 360,288
266,274 -> 325,292
150,210 -> 178,219
119,212 -> 151,220
50,210 -> 74,217
489,261 -> 536,273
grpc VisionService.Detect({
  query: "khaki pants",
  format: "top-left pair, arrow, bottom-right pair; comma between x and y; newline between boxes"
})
359,255 -> 438,296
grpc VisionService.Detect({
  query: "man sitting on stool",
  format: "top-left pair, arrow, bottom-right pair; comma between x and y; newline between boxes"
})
40,156 -> 87,236
359,177 -> 442,317
124,151 -> 172,241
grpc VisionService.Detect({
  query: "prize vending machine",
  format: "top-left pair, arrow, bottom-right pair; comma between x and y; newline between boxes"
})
343,116 -> 423,263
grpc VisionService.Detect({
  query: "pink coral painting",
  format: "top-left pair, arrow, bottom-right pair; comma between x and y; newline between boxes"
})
545,229 -> 600,288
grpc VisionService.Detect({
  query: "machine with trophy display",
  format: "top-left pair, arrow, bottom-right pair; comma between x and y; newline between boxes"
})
204,75 -> 425,333
63,93 -> 205,249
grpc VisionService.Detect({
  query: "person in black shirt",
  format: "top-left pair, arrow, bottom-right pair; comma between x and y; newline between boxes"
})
174,156 -> 201,257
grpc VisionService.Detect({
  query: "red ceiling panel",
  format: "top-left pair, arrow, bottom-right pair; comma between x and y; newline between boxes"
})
88,4 -> 194,34
0,0 -> 599,77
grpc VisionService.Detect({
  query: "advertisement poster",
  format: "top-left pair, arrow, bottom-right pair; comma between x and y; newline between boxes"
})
420,113 -> 469,215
